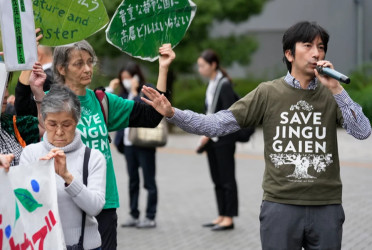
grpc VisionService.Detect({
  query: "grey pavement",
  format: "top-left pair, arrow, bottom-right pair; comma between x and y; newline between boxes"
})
113,128 -> 372,250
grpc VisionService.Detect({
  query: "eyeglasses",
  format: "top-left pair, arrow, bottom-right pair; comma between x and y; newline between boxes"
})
45,122 -> 76,132
70,58 -> 96,69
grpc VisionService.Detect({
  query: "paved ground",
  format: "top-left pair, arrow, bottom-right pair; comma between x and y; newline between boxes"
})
113,128 -> 372,250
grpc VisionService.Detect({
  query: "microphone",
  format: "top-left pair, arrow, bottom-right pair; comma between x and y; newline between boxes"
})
316,66 -> 350,84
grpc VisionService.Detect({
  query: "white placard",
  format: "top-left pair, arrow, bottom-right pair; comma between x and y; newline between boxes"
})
0,0 -> 37,71
0,160 -> 66,249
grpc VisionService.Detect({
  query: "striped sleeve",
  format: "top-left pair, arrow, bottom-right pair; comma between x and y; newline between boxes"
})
333,90 -> 371,140
167,109 -> 241,137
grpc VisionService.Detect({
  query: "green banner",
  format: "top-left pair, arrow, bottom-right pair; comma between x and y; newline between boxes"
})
33,0 -> 109,46
106,0 -> 196,61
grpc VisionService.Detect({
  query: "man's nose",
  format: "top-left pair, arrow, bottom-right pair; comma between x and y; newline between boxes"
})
312,46 -> 320,59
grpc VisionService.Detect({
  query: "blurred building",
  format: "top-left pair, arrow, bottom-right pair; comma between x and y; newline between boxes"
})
211,0 -> 371,79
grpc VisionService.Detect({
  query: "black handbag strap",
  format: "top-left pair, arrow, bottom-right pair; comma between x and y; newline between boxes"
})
78,146 -> 91,248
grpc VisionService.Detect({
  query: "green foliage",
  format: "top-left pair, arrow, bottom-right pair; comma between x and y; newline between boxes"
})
233,78 -> 261,97
172,77 -> 206,112
344,64 -> 372,122
86,0 -> 122,58
348,86 -> 372,122
344,63 -> 372,91
92,0 -> 268,73
7,71 -> 20,96
172,77 -> 261,112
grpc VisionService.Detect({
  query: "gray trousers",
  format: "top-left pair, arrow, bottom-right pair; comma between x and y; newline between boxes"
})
260,201 -> 345,250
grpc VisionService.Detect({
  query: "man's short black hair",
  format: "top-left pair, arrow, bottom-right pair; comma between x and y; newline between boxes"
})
282,21 -> 330,72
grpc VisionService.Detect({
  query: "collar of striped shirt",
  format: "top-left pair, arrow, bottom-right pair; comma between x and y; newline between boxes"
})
284,71 -> 318,90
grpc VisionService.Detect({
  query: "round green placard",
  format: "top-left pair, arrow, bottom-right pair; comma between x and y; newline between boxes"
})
106,0 -> 196,61
33,0 -> 109,46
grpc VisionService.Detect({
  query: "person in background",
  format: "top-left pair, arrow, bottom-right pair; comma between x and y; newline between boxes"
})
17,39 -> 175,249
140,21 -> 371,250
109,62 -> 159,229
37,45 -> 54,88
196,49 -> 238,231
1,72 -> 42,166
5,94 -> 16,115
20,83 -> 106,249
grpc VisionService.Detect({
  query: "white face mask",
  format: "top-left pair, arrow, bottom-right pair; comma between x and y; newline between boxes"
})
122,79 -> 132,91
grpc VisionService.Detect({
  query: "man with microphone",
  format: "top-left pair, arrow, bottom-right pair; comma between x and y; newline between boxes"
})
140,21 -> 371,249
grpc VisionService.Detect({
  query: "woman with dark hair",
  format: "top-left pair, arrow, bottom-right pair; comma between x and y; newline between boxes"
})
106,62 -> 146,98
118,62 -> 146,97
196,49 -> 238,231
109,62 -> 159,228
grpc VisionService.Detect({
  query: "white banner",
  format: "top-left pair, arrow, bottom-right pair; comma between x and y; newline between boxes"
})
0,160 -> 66,250
0,0 -> 37,71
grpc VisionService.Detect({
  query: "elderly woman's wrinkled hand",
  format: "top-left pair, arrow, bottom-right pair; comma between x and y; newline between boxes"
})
0,154 -> 15,173
40,148 -> 74,184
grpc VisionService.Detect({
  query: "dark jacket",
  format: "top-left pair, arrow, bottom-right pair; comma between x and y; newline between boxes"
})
206,77 -> 239,146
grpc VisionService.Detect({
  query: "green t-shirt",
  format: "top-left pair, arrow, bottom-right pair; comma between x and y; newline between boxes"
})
229,78 -> 344,205
77,89 -> 134,209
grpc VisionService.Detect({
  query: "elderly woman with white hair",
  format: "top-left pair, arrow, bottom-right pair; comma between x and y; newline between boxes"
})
20,82 -> 106,250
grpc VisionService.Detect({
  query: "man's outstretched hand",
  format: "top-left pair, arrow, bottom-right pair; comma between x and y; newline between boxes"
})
141,85 -> 175,118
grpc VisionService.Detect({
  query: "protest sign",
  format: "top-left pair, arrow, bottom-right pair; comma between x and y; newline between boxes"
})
0,0 -> 37,71
33,0 -> 109,46
106,0 -> 197,61
0,160 -> 65,249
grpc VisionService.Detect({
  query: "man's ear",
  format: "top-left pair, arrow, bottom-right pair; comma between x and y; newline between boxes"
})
285,49 -> 294,63
57,65 -> 66,76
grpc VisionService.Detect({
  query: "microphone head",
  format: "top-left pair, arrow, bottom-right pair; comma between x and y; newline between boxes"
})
315,65 -> 323,74
342,77 -> 351,84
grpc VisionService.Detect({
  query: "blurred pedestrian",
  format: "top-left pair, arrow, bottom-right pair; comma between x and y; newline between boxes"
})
111,62 -> 159,229
5,94 -> 16,115
196,49 -> 238,231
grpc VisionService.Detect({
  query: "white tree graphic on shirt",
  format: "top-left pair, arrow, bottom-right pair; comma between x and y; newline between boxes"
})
269,153 -> 333,179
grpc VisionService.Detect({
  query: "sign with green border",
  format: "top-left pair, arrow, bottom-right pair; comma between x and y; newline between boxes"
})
106,0 -> 196,61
